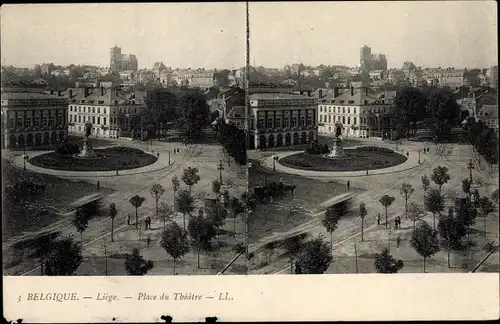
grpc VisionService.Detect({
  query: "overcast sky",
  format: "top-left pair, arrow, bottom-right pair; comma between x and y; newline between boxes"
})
1,3 -> 245,70
1,2 -> 497,71
249,1 -> 498,69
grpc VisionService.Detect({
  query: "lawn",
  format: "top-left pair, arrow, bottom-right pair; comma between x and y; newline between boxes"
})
248,159 -> 359,243
1,158 -> 114,241
255,135 -> 363,152
280,147 -> 407,172
29,146 -> 158,171
9,134 -> 114,152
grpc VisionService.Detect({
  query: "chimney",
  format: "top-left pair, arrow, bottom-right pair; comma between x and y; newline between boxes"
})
365,87 -> 368,96
333,87 -> 339,98
69,89 -> 73,98
307,90 -> 312,97
84,87 -> 91,97
351,85 -> 354,96
318,89 -> 323,100
100,86 -> 104,96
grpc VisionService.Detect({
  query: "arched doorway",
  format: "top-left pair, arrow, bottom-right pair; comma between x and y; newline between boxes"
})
35,133 -> 42,146
285,133 -> 291,146
9,135 -> 16,149
51,132 -> 57,144
301,132 -> 307,144
268,134 -> 275,148
59,131 -> 65,141
276,134 -> 283,147
308,132 -> 315,143
43,132 -> 50,144
27,133 -> 34,147
293,133 -> 299,145
18,134 -> 25,148
259,135 -> 267,149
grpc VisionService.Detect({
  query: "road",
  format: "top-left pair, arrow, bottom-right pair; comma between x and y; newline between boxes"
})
3,137 -> 246,276
247,139 -> 499,274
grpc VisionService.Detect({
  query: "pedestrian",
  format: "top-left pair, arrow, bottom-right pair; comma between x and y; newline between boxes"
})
396,236 -> 401,247
97,180 -> 100,191
366,170 -> 369,175
147,217 -> 151,229
144,219 -> 148,229
127,214 -> 131,225
377,213 -> 381,225
397,216 -> 401,228
157,152 -> 160,158
395,219 -> 398,229
406,152 -> 409,158
116,170 -> 119,175
146,235 -> 151,248
347,180 -> 350,191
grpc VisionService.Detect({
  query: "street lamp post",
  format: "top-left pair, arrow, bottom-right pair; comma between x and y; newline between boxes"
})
418,150 -> 421,164
272,154 -> 278,171
467,159 -> 475,184
168,151 -> 171,165
217,160 -> 224,185
387,225 -> 392,253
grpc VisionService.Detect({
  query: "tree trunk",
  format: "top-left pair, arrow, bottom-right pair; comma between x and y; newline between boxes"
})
40,257 -> 44,276
447,243 -> 451,268
233,213 -> 236,238
163,220 -> 166,231
361,219 -> 364,242
217,228 -> 220,252
290,257 -> 293,274
405,197 -> 408,218
111,218 -> 114,242
183,212 -> 186,230
197,242 -> 201,268
432,213 -> 436,230
413,220 -> 416,230
80,231 -> 83,242
156,199 -> 158,212
330,232 -> 333,255
135,207 -> 138,229
385,207 -> 388,228
423,257 -> 426,273
173,257 -> 176,274
467,225 -> 470,247
483,218 -> 487,237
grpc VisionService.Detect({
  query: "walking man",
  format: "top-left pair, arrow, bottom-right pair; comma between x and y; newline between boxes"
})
127,213 -> 131,225
377,213 -> 381,225
116,170 -> 119,175
157,152 -> 160,158
396,236 -> 401,248
97,180 -> 100,191
347,180 -> 350,191
146,235 -> 151,248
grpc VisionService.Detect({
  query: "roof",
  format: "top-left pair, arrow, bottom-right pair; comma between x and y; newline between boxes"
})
64,87 -> 146,105
1,91 -> 66,100
322,87 -> 392,105
249,92 -> 313,100
402,62 -> 417,70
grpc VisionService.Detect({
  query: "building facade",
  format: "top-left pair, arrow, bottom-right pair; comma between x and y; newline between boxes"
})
437,69 -> 465,89
110,46 -> 138,72
1,88 -> 68,149
248,89 -> 318,149
318,87 -> 396,138
172,69 -> 215,88
67,87 -> 146,139
477,105 -> 498,132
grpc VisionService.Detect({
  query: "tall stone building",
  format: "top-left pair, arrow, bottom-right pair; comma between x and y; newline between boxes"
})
360,45 -> 388,72
110,46 -> 138,72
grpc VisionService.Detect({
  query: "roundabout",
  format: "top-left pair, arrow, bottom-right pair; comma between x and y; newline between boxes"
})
29,146 -> 158,172
280,146 -> 407,172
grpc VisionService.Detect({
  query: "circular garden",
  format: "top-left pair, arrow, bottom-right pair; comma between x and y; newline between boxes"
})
280,146 -> 407,172
29,146 -> 158,171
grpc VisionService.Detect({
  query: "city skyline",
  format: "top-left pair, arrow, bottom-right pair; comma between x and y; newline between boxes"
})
0,3 -> 245,70
249,1 -> 498,69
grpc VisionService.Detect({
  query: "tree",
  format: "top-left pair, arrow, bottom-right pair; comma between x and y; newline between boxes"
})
462,178 -> 471,195
283,233 -> 308,274
72,207 -> 90,242
410,222 -> 440,272
124,248 -> 154,276
175,189 -> 195,230
295,235 -> 333,274
181,167 -> 201,192
407,201 -> 424,229
175,91 -> 210,141
491,189 -> 499,205
400,183 -> 415,218
12,231 -> 61,275
421,175 -> 430,196
478,197 -> 494,237
109,202 -> 118,242
424,88 -> 461,141
379,195 -> 396,228
321,207 -> 341,253
157,201 -> 174,230
206,203 -> 228,250
374,248 -> 404,273
150,184 -> 165,213
431,165 -> 450,192
393,87 -> 427,137
171,175 -> 180,199
228,197 -> 245,237
44,235 -> 83,275
160,222 -> 190,274
359,202 -> 367,241
438,208 -> 467,267
144,88 -> 177,137
129,195 -> 146,229
456,204 -> 478,245
211,179 -> 221,194
188,213 -> 217,268
424,188 -> 445,230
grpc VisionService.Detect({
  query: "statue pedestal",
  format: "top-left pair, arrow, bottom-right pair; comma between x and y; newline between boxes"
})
326,138 -> 345,158
75,138 -> 97,159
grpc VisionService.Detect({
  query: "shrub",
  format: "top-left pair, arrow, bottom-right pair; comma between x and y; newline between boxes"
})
55,142 -> 79,155
104,146 -> 144,155
356,146 -> 394,154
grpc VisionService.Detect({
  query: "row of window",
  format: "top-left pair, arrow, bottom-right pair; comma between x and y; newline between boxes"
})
69,114 -> 107,125
319,106 -> 390,114
255,116 -> 314,129
8,116 -> 64,128
319,115 -> 357,125
70,106 -> 107,114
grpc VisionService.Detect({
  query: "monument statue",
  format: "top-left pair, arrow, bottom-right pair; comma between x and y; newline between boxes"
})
84,122 -> 92,138
326,121 -> 345,158
75,122 -> 97,159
